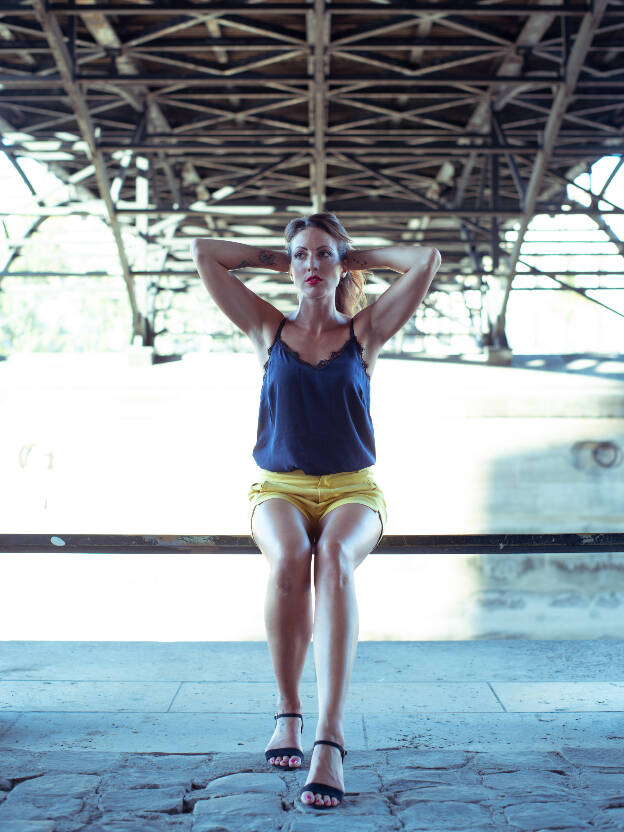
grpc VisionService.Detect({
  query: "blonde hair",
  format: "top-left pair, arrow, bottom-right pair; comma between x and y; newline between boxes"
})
284,212 -> 369,316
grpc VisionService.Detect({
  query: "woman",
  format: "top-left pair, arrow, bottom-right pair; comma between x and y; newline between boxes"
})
191,212 -> 440,810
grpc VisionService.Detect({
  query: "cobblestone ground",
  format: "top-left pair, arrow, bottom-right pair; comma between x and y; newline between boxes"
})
0,746 -> 623,831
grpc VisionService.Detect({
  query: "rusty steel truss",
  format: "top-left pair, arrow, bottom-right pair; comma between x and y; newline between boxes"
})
0,0 -> 623,359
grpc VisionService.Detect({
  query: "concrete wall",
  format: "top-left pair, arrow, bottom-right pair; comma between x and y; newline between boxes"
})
1,350 -> 622,639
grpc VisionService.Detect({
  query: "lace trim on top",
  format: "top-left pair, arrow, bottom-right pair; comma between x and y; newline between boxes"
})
353,336 -> 371,379
262,319 -> 370,380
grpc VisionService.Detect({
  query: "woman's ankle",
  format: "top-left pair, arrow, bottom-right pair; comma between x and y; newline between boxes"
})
275,698 -> 303,713
314,719 -> 344,744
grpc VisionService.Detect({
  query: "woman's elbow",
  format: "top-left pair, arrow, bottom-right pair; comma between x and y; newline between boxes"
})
429,247 -> 442,272
190,238 -> 215,257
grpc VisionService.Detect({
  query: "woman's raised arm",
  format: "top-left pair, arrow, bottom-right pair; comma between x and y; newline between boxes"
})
347,244 -> 441,348
190,237 -> 290,339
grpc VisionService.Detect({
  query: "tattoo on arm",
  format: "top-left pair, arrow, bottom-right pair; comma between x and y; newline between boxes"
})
232,250 -> 277,270
349,252 -> 369,269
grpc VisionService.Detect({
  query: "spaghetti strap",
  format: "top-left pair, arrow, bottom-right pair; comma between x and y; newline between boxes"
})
349,317 -> 355,338
262,317 -> 288,378
272,316 -> 288,345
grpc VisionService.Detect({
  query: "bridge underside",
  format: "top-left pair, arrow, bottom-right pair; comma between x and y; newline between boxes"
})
1,1 -> 623,359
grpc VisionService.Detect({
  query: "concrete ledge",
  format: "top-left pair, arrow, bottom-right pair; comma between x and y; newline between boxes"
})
0,641 -> 622,753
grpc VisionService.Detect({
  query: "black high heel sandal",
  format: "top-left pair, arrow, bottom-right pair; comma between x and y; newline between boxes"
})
265,712 -> 304,768
299,739 -> 348,809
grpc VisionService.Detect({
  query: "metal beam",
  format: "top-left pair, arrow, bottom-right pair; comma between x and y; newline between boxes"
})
30,0 -> 142,338
0,217 -> 45,278
5,74 -> 616,88
449,0 -> 561,287
1,532 -> 622,555
490,108 -> 526,205
5,35 -> 617,53
21,4 -> 617,16
75,0 -> 208,230
3,206 -> 622,218
493,0 -> 610,348
6,141 -> 620,157
516,258 -> 624,320
309,0 -> 327,212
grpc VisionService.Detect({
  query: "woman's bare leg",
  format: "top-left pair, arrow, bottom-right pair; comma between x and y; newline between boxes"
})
301,503 -> 382,808
251,498 -> 315,768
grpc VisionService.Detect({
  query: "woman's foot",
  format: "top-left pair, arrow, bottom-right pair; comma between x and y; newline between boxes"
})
300,737 -> 345,808
265,711 -> 303,769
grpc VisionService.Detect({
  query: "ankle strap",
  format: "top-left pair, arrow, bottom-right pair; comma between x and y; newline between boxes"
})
313,739 -> 347,759
274,712 -> 304,731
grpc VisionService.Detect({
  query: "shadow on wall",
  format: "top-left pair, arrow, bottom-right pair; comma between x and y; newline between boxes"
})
466,433 -> 624,639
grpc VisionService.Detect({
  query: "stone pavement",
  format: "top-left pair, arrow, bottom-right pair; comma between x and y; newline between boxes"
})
1,640 -> 623,831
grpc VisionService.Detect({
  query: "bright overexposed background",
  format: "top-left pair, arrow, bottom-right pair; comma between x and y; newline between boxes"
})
1,152 -> 623,641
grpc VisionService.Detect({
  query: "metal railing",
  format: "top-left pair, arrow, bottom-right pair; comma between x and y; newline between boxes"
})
1,533 -> 622,554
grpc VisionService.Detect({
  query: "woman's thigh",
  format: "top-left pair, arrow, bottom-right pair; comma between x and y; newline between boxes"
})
251,497 -> 315,567
314,502 -> 383,571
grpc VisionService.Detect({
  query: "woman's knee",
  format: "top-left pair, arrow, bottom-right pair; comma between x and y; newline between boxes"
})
269,546 -> 313,595
314,538 -> 354,588
257,525 -> 313,592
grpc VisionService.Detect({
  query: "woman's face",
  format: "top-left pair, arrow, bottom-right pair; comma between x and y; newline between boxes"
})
289,227 -> 346,296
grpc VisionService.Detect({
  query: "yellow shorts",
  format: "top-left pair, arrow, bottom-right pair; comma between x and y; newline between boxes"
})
248,466 -> 387,548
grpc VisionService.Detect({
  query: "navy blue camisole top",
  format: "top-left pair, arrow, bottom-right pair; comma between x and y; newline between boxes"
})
252,316 -> 376,475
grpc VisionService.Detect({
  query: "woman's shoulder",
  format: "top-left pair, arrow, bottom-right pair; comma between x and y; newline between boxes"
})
258,310 -> 287,348
247,309 -> 285,369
